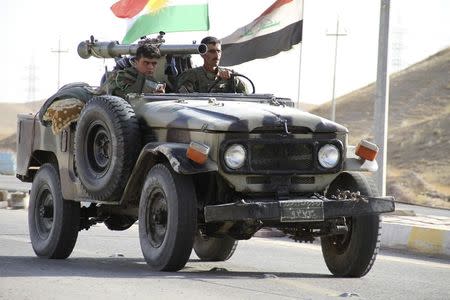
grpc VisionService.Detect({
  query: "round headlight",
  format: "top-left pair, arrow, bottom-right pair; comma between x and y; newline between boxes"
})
224,144 -> 246,169
318,144 -> 340,168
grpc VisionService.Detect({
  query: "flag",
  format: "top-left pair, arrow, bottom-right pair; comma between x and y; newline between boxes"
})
111,0 -> 149,18
220,0 -> 303,66
111,0 -> 209,44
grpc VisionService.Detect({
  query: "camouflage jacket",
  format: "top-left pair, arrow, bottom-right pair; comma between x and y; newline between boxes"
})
105,60 -> 160,99
176,67 -> 247,93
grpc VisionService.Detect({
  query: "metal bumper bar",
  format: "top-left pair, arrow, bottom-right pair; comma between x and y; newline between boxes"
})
204,196 -> 395,223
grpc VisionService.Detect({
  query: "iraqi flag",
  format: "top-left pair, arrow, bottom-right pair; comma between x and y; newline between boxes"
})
220,0 -> 303,66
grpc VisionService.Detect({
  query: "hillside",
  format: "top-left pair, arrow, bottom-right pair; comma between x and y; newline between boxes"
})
0,101 -> 43,141
311,47 -> 450,208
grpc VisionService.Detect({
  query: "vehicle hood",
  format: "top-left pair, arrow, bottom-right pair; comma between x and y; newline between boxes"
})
134,99 -> 348,133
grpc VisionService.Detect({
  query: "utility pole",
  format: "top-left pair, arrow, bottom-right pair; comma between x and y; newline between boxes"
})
326,17 -> 347,122
374,0 -> 391,195
27,55 -> 37,102
51,38 -> 68,89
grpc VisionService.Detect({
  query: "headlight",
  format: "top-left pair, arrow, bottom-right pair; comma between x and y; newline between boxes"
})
318,144 -> 340,168
224,144 -> 246,169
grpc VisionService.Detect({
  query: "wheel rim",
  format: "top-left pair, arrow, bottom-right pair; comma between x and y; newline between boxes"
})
145,187 -> 168,248
35,185 -> 54,239
329,217 -> 353,254
85,121 -> 112,176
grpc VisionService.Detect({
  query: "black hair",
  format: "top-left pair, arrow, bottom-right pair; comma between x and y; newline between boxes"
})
136,43 -> 161,60
201,36 -> 221,45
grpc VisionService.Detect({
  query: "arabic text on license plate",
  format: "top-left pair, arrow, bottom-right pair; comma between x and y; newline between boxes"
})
280,199 -> 324,222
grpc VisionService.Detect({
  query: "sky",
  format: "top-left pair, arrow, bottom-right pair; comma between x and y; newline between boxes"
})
1,0 -> 449,108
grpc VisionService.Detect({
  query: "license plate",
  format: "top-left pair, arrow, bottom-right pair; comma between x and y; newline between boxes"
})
279,199 -> 324,222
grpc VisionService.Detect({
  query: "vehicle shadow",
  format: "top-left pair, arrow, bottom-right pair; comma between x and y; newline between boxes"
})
0,256 -> 332,279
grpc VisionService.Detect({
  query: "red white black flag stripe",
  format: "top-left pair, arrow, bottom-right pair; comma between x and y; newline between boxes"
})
221,0 -> 303,66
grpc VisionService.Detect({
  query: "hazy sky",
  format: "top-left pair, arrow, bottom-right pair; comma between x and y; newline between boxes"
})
1,0 -> 449,106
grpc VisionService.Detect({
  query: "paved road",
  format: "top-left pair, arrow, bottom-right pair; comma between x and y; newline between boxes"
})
0,175 -> 30,193
0,209 -> 448,300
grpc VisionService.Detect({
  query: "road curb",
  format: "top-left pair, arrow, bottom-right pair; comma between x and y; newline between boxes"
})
254,217 -> 450,259
380,222 -> 450,258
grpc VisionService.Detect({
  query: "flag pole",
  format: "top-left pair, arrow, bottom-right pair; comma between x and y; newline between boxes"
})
296,0 -> 305,109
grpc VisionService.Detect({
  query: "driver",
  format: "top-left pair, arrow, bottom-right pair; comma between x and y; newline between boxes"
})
176,36 -> 247,93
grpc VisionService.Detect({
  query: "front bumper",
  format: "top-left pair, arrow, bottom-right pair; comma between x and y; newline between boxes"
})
204,196 -> 395,223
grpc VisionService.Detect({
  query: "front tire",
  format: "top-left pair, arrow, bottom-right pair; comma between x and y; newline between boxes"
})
139,163 -> 197,271
321,172 -> 381,277
194,233 -> 238,261
28,163 -> 80,259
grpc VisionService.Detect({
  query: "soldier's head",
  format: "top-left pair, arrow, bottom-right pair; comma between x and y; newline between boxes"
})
135,43 -> 161,76
200,36 -> 222,71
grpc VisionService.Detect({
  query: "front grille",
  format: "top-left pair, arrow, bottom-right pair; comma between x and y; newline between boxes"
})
221,138 -> 343,174
250,142 -> 313,171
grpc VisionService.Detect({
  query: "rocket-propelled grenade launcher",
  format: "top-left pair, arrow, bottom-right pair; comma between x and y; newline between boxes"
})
78,35 -> 207,59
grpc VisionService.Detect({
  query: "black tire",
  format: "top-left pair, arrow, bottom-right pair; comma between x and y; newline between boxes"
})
139,163 -> 197,271
194,232 -> 238,261
28,163 -> 80,259
321,172 -> 381,277
75,96 -> 141,201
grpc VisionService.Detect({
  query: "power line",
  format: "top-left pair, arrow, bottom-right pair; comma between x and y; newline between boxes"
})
51,38 -> 69,89
326,17 -> 347,122
26,55 -> 37,102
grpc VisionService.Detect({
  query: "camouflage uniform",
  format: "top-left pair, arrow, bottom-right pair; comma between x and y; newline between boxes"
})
177,67 -> 247,93
106,59 -> 160,99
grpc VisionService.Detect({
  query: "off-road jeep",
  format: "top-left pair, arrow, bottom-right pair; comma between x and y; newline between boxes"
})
16,36 -> 394,277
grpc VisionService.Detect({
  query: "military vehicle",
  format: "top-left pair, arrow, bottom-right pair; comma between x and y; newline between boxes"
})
16,34 -> 394,277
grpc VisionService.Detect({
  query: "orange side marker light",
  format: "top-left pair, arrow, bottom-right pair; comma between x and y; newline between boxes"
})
186,142 -> 210,164
355,139 -> 379,161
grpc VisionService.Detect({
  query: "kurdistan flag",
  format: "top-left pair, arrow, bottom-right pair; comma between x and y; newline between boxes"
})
111,0 -> 209,44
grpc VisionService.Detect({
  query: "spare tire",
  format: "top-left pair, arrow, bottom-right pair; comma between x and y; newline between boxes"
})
75,96 -> 141,201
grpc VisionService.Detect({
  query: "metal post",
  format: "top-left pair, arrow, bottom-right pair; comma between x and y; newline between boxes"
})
327,17 -> 347,121
296,0 -> 305,109
374,0 -> 391,196
296,44 -> 303,109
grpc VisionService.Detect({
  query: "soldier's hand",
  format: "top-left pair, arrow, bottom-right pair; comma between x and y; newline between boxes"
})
218,69 -> 232,80
155,83 -> 166,93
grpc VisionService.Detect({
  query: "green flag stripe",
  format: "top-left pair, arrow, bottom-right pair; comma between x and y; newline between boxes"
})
122,4 -> 209,44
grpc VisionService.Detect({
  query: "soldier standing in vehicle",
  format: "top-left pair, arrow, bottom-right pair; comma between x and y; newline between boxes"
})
176,36 -> 247,93
106,42 -> 165,98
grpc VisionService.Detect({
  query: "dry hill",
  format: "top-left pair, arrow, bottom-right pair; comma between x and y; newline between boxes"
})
311,47 -> 450,208
0,101 -> 42,140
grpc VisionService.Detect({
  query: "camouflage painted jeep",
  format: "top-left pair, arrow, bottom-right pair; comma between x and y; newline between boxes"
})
16,36 -> 394,277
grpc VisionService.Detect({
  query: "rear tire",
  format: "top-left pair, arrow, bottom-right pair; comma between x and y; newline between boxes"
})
321,172 -> 381,277
28,163 -> 80,259
194,232 -> 238,261
139,163 -> 197,271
